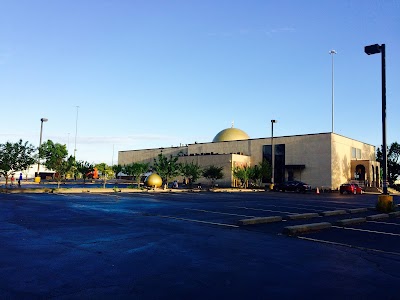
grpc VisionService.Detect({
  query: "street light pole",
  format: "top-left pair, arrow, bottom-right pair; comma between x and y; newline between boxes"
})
37,118 -> 48,174
271,120 -> 277,186
329,50 -> 337,133
364,43 -> 387,195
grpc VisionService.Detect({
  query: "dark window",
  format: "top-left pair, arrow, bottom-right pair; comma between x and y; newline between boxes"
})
263,144 -> 285,183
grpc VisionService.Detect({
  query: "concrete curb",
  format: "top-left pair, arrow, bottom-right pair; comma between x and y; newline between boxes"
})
238,216 -> 282,225
334,217 -> 366,226
319,210 -> 347,217
282,222 -> 331,235
285,213 -> 320,220
0,187 -> 266,194
389,211 -> 400,218
347,208 -> 369,214
366,214 -> 389,221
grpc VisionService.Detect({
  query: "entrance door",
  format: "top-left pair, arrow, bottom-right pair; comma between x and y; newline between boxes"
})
355,164 -> 366,181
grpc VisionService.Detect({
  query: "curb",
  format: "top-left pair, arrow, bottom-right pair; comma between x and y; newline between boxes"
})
389,211 -> 400,218
366,214 -> 389,221
238,216 -> 282,225
285,213 -> 320,220
334,217 -> 366,226
319,210 -> 347,217
347,208 -> 369,214
282,222 -> 331,235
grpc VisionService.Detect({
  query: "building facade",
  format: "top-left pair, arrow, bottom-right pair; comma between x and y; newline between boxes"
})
118,129 -> 380,190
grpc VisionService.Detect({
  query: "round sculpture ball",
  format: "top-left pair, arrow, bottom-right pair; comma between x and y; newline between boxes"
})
145,173 -> 163,188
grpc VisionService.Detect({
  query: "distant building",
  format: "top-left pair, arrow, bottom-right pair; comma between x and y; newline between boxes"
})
118,128 -> 380,189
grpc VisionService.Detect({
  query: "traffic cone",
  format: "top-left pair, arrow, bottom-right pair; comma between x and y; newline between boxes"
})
316,187 -> 320,194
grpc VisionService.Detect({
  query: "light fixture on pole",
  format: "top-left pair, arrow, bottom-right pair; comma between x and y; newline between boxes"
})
364,43 -> 388,195
74,106 -> 79,159
271,119 -> 278,186
37,117 -> 48,176
329,50 -> 337,133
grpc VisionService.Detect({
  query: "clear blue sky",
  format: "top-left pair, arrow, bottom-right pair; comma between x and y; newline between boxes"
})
1,0 -> 399,165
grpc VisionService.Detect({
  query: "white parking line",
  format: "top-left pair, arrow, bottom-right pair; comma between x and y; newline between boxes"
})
184,208 -> 255,218
367,221 -> 400,226
229,206 -> 295,215
297,236 -> 400,256
255,203 -> 322,212
294,199 -> 369,207
332,225 -> 400,236
158,215 -> 239,228
285,203 -> 349,210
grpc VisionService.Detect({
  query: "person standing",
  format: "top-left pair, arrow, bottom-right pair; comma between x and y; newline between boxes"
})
11,175 -> 15,186
18,173 -> 23,187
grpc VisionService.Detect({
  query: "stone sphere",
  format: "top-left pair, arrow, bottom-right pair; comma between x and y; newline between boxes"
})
145,173 -> 163,188
212,127 -> 250,143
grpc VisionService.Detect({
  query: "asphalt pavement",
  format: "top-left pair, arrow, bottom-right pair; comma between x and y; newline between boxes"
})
0,191 -> 399,299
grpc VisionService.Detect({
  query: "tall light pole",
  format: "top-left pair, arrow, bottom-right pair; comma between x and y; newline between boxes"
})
37,118 -> 48,174
271,120 -> 277,186
329,50 -> 337,133
364,43 -> 388,195
74,106 -> 79,159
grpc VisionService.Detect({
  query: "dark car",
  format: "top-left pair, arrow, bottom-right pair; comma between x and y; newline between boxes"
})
340,183 -> 363,194
273,180 -> 312,193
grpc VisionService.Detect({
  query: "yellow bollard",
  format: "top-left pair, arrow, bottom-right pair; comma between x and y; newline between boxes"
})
377,195 -> 394,212
34,176 -> 41,183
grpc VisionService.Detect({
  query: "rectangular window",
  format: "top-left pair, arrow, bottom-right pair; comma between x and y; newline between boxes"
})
351,147 -> 361,159
356,148 -> 361,159
351,147 -> 356,158
262,144 -> 285,183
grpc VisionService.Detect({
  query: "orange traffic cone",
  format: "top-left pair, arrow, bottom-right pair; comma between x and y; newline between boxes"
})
316,187 -> 320,194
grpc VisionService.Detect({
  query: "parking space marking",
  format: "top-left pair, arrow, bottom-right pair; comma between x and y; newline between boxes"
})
367,220 -> 400,226
331,225 -> 400,236
297,236 -> 400,256
255,203 -> 322,212
294,199 -> 369,207
229,206 -> 295,215
287,203 -> 351,211
184,208 -> 255,218
157,215 -> 239,228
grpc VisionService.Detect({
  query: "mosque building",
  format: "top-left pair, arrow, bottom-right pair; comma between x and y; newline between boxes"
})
118,127 -> 380,190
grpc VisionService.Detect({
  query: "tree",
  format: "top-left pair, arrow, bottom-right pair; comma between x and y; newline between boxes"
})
95,163 -> 113,188
76,161 -> 94,183
0,140 -> 36,186
180,161 -> 202,187
39,140 -> 71,188
123,162 -> 149,187
233,165 -> 252,188
203,165 -> 223,188
258,159 -> 272,184
153,154 -> 180,187
112,164 -> 123,179
377,142 -> 400,185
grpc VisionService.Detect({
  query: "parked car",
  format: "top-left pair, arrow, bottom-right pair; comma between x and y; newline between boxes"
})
273,180 -> 312,193
340,183 -> 363,194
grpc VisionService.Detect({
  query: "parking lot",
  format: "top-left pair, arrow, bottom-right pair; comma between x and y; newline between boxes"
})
0,191 -> 399,298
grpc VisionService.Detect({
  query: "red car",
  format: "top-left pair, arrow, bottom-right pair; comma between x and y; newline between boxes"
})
340,183 -> 363,194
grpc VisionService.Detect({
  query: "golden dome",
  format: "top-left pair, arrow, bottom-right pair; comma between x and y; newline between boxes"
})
212,127 -> 250,142
144,173 -> 163,188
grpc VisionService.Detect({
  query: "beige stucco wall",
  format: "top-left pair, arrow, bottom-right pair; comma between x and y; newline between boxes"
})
118,132 -> 378,189
119,146 -> 188,166
331,134 -> 377,189
177,154 -> 250,187
190,133 -> 332,188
